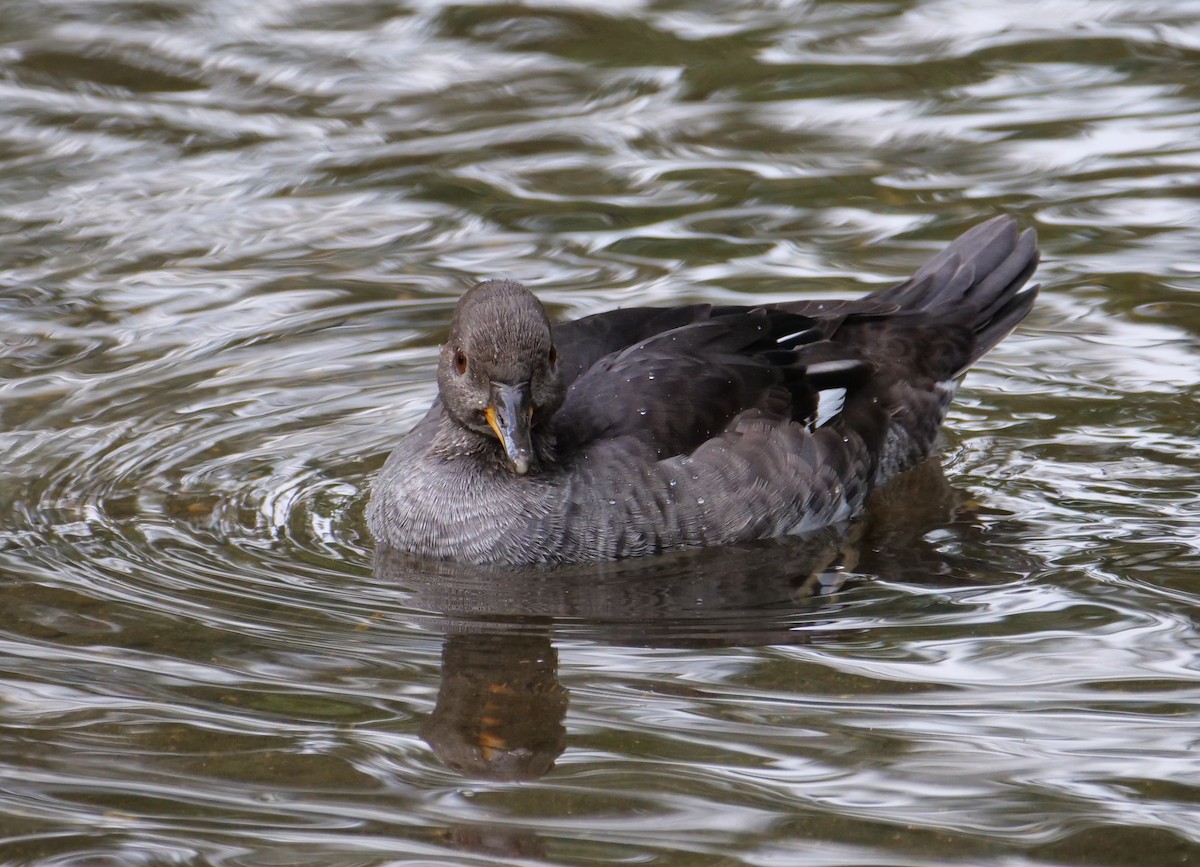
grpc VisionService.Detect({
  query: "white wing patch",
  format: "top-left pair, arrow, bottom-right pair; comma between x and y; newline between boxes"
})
804,358 -> 864,429
777,325 -> 820,345
806,359 -> 861,377
814,387 -> 847,428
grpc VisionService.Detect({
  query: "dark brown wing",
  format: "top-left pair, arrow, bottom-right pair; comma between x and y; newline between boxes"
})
551,307 -> 868,460
550,304 -> 715,387
549,215 -> 1038,471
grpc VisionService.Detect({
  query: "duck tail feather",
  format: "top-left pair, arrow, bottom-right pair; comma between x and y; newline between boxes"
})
867,216 -> 1039,317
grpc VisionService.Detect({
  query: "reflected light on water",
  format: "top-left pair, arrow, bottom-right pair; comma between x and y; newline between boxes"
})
1,0 -> 1200,865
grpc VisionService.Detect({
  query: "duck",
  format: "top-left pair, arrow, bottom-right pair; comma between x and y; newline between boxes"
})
367,215 -> 1038,567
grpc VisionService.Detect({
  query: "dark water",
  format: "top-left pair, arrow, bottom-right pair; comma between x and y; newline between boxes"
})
2,1 -> 1199,864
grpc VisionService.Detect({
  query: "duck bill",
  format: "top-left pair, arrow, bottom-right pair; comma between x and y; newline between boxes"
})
485,381 -> 534,475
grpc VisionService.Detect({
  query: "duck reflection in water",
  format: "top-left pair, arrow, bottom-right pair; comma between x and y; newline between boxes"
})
377,458 -> 1042,786
368,215 -> 1041,799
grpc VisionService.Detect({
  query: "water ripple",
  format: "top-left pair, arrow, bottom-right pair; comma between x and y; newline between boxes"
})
2,0 -> 1200,864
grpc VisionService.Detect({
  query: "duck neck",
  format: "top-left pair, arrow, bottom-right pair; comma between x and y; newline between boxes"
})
431,414 -> 558,474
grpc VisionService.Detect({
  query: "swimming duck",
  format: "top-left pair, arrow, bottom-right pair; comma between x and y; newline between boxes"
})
368,215 -> 1038,566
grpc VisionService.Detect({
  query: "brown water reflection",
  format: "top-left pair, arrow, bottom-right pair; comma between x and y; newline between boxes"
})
389,461 -> 1039,783
2,0 -> 1200,865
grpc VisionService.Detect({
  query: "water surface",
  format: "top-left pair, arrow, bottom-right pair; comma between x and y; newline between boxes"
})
1,1 -> 1199,864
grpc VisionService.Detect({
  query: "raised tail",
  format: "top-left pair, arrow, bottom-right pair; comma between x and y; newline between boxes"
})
829,215 -> 1040,482
866,215 -> 1040,373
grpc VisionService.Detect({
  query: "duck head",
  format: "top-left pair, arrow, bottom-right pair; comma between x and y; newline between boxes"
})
436,280 -> 565,474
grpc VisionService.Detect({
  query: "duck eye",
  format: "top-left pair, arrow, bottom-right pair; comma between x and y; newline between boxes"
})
548,345 -> 558,367
453,349 -> 468,375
